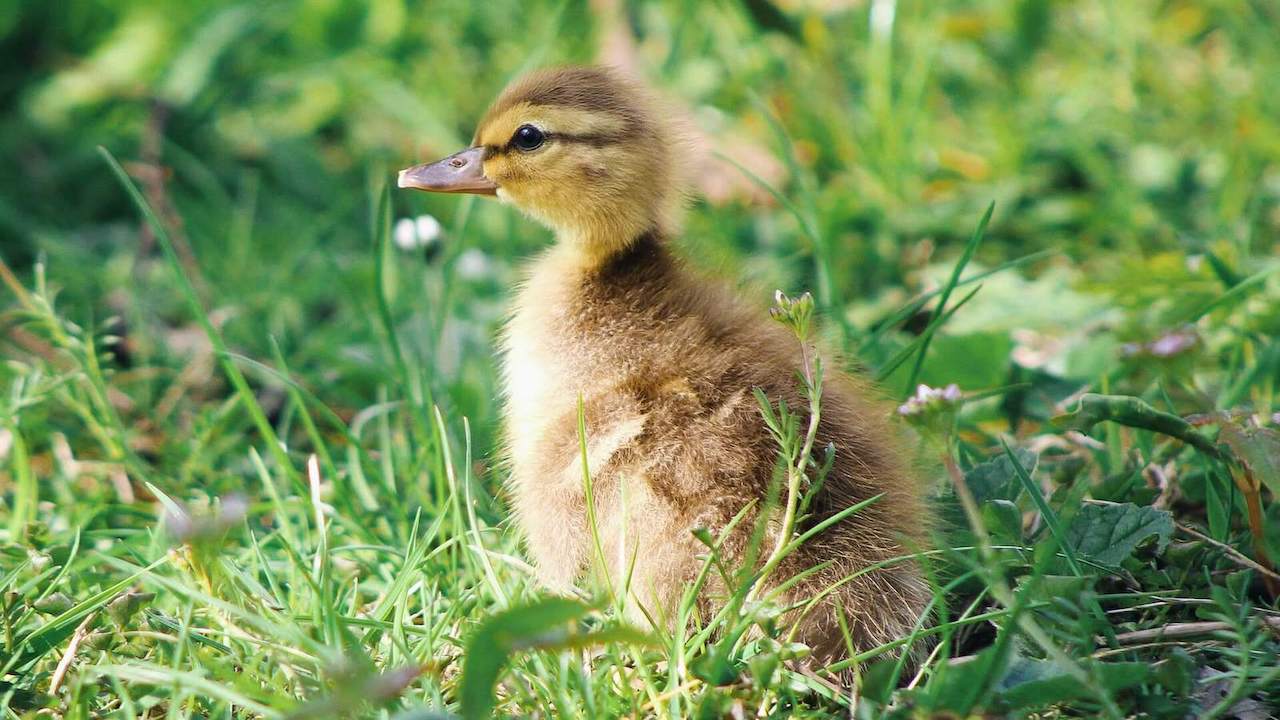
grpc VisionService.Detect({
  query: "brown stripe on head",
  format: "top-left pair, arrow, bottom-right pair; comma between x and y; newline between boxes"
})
474,66 -> 657,147
469,65 -> 692,264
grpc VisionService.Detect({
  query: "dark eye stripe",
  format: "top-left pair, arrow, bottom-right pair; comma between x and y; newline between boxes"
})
485,130 -> 627,158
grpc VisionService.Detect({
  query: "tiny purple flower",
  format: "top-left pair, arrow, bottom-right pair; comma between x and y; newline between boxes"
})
897,383 -> 963,424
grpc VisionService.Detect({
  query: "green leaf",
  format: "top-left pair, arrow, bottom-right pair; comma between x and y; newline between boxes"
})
32,592 -> 74,615
1003,439 -> 1081,575
901,202 -> 994,395
916,331 -> 1014,392
158,5 -> 259,106
916,645 -> 1007,714
1053,394 -> 1190,436
1219,422 -> 1280,495
939,449 -> 1036,547
858,657 -> 901,704
460,598 -> 586,719
1063,503 -> 1173,569
1179,265 -> 1279,323
982,499 -> 1023,543
106,591 -> 155,628
996,657 -> 1149,710
99,147 -> 305,496
1023,574 -> 1092,600
5,557 -> 167,675
1152,647 -> 1196,696
459,599 -> 652,719
967,448 -> 1038,504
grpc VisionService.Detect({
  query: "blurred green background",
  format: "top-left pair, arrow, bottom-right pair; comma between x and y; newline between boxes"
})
4,0 -> 1280,503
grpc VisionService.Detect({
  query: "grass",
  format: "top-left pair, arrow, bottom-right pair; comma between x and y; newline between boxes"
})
3,0 -> 1280,717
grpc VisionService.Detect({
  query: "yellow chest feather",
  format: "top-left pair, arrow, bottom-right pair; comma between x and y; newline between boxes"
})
499,247 -> 594,466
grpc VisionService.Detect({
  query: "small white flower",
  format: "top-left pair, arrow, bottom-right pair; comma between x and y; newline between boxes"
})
870,0 -> 896,38
393,214 -> 443,251
456,248 -> 491,280
415,215 -> 442,244
897,383 -> 962,419
393,218 -> 418,250
1121,328 -> 1199,359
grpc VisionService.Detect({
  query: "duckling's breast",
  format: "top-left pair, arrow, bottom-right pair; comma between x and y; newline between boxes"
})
503,238 -> 684,434
500,245 -> 593,469
498,233 -> 780,492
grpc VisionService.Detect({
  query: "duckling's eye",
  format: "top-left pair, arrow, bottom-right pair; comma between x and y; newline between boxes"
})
512,124 -> 545,152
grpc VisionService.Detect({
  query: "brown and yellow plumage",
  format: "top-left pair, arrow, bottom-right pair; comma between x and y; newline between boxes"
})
400,66 -> 932,665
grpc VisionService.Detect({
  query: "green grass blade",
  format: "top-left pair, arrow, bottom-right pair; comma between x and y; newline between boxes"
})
874,284 -> 982,382
98,147 -> 302,494
901,202 -> 994,395
1001,439 -> 1081,576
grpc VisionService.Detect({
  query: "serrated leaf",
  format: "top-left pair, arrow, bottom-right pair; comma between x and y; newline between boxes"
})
1064,503 -> 1173,569
938,450 -> 1037,548
966,448 -> 1038,504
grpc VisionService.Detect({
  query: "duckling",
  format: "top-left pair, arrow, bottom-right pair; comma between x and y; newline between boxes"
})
399,66 -> 931,663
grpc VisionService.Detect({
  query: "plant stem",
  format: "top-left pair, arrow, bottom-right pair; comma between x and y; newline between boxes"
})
749,345 -> 822,604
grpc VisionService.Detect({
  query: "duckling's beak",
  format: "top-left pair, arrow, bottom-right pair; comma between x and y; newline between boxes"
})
397,146 -> 498,195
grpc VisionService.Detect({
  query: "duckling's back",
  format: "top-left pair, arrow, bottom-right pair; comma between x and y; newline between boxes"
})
502,230 -> 931,663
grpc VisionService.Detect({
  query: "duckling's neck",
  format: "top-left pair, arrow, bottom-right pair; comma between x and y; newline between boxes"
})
526,228 -> 675,327
554,223 -> 665,273
588,229 -> 668,281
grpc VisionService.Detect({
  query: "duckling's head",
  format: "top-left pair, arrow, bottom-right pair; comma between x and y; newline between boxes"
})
399,66 -> 687,261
